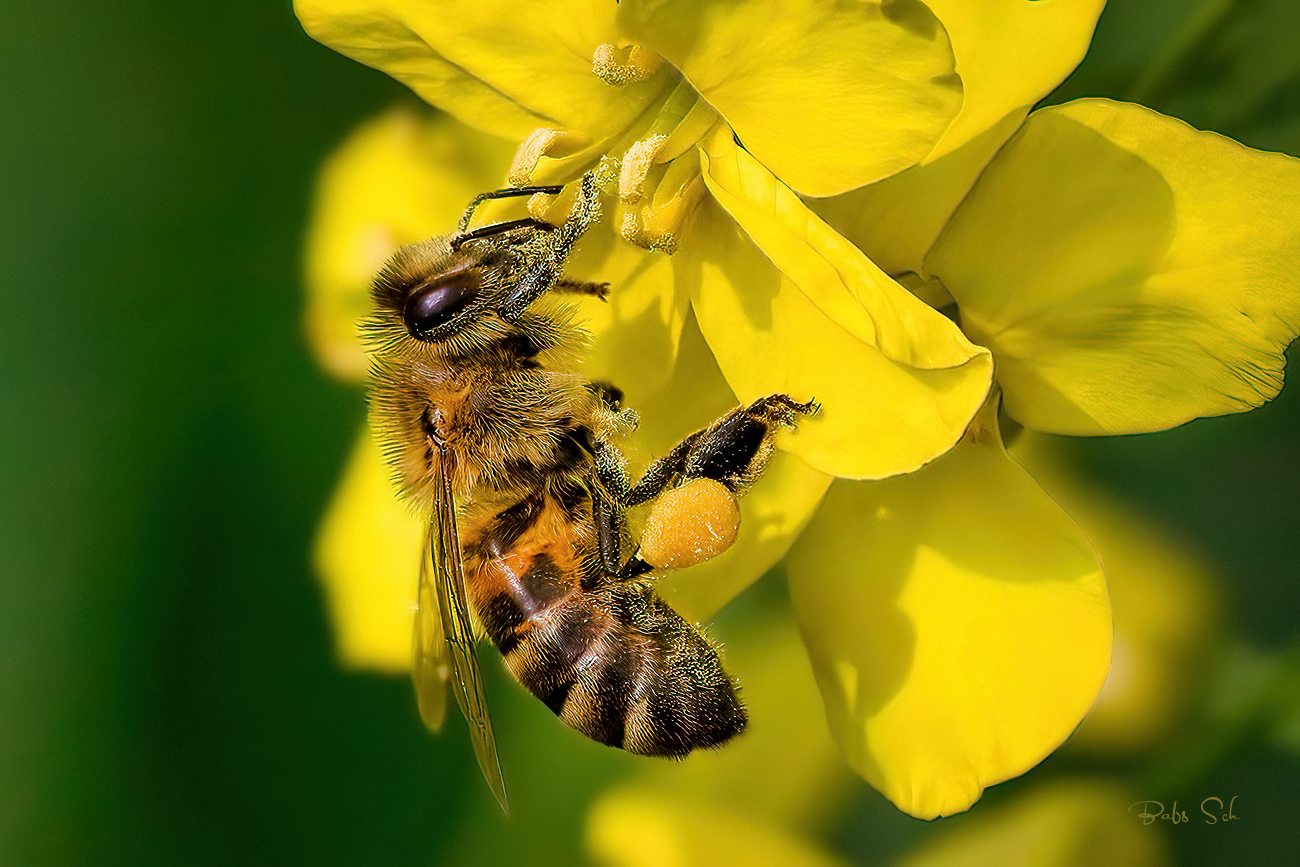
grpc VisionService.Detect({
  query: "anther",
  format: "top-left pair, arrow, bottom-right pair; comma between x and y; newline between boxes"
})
618,135 -> 666,204
592,43 -> 664,86
508,129 -> 592,187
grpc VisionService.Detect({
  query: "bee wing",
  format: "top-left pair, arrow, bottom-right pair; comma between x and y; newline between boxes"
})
412,518 -> 449,732
425,446 -> 509,813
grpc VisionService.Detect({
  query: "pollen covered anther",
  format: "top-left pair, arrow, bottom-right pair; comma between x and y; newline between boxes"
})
508,128 -> 592,186
592,43 -> 664,86
619,135 -> 667,204
640,478 -> 741,570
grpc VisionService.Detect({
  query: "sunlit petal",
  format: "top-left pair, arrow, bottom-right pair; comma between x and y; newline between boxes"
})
303,106 -> 515,381
683,130 -> 992,479
617,0 -> 962,196
929,99 -> 1300,435
921,0 -> 1104,161
296,0 -> 669,141
314,425 -> 422,672
788,402 -> 1110,818
623,314 -> 832,623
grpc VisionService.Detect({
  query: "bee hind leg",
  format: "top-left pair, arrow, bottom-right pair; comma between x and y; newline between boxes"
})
679,394 -> 817,495
596,394 -> 816,578
593,431 -> 701,580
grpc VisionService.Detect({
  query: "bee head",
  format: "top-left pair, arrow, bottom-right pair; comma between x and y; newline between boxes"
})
368,236 -> 518,352
402,266 -> 484,341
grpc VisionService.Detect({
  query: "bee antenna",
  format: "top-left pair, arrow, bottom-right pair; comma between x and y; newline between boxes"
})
450,217 -> 555,251
458,185 -> 563,232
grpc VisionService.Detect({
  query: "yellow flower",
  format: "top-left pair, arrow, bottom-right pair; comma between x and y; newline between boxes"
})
799,92 -> 1300,813
294,0 -> 1110,479
295,0 -> 1300,821
819,98 -> 1300,436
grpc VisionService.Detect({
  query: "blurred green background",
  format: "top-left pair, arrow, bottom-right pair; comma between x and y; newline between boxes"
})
3,1 -> 1298,864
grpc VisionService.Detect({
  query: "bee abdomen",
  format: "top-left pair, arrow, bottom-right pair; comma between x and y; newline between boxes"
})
503,582 -> 747,756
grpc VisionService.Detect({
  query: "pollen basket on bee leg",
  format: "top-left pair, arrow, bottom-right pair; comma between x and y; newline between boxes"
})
639,478 -> 741,570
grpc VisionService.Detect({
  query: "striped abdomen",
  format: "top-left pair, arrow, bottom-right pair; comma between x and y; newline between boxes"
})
462,487 -> 746,756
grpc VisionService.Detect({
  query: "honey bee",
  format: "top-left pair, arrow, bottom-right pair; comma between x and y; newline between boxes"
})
365,172 -> 815,810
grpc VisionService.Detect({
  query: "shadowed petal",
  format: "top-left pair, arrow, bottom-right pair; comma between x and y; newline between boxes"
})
813,108 -> 1025,279
788,402 -> 1110,818
566,224 -> 687,410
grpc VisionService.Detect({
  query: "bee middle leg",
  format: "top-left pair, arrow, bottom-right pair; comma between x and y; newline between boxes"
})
594,393 -> 816,579
554,278 -> 611,300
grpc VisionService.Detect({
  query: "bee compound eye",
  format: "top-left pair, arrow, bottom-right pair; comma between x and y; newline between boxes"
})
404,271 -> 482,339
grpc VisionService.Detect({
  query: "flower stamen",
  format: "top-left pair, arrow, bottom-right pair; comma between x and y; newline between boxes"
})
592,43 -> 664,86
618,135 -> 666,204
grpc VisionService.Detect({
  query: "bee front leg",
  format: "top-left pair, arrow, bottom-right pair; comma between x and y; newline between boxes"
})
499,172 -> 602,321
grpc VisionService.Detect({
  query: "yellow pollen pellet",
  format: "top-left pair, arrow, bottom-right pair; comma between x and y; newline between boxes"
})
640,478 -> 740,570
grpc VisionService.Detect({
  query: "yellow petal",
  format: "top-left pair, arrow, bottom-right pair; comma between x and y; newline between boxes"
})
303,106 -> 515,381
617,0 -> 962,196
565,222 -> 686,409
295,0 -> 670,142
1009,433 -> 1217,754
684,130 -> 992,479
314,424 -> 422,672
587,789 -> 847,867
626,314 -> 832,622
898,779 -> 1171,867
929,99 -> 1300,435
921,0 -> 1105,161
788,402 -> 1110,818
813,108 -> 1026,279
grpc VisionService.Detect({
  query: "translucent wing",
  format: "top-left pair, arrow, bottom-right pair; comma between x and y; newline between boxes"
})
420,445 -> 509,813
412,519 -> 449,732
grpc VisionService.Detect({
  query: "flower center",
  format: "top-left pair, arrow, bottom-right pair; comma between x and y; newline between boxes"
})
507,46 -> 722,254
